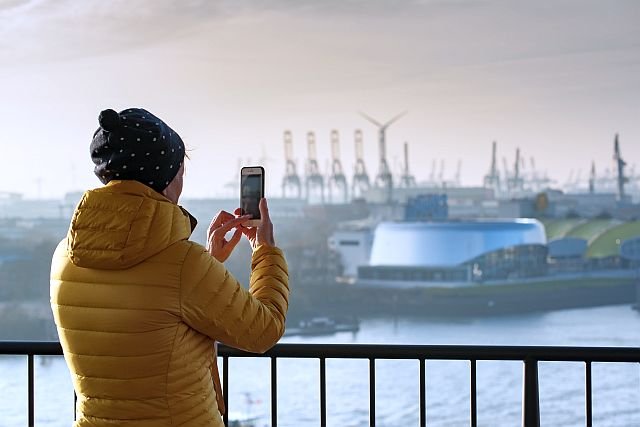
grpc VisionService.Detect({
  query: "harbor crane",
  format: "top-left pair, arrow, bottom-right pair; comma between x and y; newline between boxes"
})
507,148 -> 524,194
483,141 -> 501,194
327,130 -> 348,203
360,111 -> 406,203
502,157 -> 510,191
224,158 -> 242,196
429,159 -> 437,185
398,142 -> 416,188
305,131 -> 325,204
589,161 -> 596,194
281,130 -> 302,199
352,129 -> 370,199
454,159 -> 462,187
529,156 -> 551,192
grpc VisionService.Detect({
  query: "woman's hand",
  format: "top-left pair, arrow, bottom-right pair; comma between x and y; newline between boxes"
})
207,210 -> 251,262
235,198 -> 275,250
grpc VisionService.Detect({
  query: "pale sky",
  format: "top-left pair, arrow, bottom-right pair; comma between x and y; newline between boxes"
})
1,0 -> 639,199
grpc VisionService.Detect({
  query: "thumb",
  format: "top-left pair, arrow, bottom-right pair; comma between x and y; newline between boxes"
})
258,198 -> 270,221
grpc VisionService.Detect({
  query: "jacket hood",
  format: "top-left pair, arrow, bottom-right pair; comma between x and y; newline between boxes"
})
67,180 -> 195,270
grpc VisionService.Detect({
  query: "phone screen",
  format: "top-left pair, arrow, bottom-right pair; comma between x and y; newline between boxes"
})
241,170 -> 263,220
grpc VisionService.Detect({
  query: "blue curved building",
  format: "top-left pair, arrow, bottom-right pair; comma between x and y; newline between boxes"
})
369,220 -> 546,267
353,219 -> 548,286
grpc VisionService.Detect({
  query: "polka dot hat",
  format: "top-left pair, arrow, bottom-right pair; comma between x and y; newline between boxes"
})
90,108 -> 185,193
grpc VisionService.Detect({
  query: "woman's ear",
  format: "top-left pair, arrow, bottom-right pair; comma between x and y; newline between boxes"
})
162,163 -> 185,204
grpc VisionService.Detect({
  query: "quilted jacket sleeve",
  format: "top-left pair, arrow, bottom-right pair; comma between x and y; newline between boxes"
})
180,244 -> 289,353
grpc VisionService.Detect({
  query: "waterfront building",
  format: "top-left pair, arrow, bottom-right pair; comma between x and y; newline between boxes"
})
331,217 -> 640,289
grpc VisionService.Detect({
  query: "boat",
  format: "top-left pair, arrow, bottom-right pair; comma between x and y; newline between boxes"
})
228,414 -> 260,427
228,393 -> 263,427
284,316 -> 360,337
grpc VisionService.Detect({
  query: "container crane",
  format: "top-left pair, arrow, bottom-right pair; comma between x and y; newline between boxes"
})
305,131 -> 325,204
398,142 -> 416,188
352,129 -> 370,199
327,130 -> 348,203
282,130 -> 301,199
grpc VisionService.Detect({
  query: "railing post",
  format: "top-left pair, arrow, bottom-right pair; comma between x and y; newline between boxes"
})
28,354 -> 34,427
320,357 -> 327,427
585,361 -> 592,427
419,358 -> 426,427
369,358 -> 376,427
522,357 -> 540,427
470,359 -> 477,427
223,356 -> 229,427
271,356 -> 278,427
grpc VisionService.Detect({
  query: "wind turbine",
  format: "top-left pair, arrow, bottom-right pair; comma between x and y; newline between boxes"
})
614,133 -> 629,201
360,111 -> 407,202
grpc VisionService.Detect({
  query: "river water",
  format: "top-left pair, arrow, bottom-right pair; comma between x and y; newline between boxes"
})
1,304 -> 640,427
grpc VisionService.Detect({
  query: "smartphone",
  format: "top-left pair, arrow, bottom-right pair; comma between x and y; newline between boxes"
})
240,166 -> 265,227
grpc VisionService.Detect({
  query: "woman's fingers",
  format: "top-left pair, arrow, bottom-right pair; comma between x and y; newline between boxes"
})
208,210 -> 235,234
212,215 -> 251,239
228,228 -> 242,248
210,227 -> 244,262
207,209 -> 252,262
209,202 -> 276,252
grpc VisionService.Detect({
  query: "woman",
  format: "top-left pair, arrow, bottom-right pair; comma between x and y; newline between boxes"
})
50,108 -> 289,426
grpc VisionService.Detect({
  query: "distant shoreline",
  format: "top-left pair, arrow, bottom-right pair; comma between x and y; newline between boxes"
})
290,276 -> 639,319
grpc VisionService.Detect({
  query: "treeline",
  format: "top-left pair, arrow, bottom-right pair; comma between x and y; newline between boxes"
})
0,212 -> 343,340
0,235 -> 60,340
0,237 -> 58,301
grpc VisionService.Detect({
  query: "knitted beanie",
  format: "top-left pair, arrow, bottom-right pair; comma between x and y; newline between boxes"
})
90,108 -> 185,193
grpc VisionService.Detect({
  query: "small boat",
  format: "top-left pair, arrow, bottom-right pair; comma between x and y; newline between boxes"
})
228,393 -> 262,427
228,413 -> 260,427
284,316 -> 360,337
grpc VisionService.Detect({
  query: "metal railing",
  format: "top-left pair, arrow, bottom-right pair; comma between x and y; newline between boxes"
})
2,341 -> 640,427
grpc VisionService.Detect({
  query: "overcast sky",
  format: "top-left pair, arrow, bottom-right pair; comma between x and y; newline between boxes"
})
1,0 -> 639,198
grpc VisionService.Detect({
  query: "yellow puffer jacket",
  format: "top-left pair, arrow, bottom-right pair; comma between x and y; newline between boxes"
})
50,180 -> 289,426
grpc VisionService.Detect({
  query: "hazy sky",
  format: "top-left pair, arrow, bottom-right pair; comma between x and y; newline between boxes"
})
1,0 -> 639,199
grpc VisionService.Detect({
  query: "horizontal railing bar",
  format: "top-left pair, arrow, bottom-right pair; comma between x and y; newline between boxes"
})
2,341 -> 640,363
